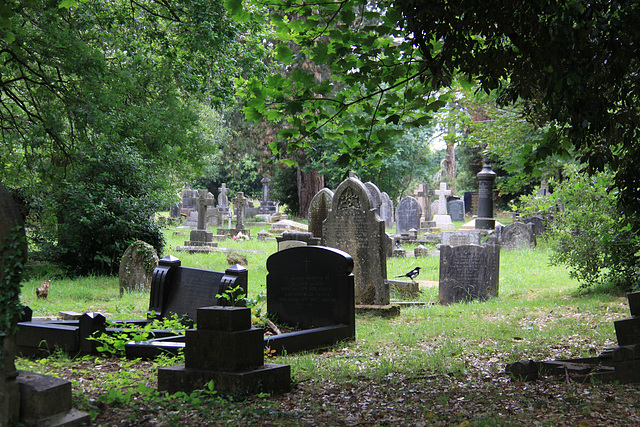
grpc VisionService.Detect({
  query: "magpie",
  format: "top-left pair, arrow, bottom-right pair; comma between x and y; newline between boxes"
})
396,267 -> 421,281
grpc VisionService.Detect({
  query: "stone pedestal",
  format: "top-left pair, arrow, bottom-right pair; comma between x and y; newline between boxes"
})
158,306 -> 290,395
433,214 -> 455,231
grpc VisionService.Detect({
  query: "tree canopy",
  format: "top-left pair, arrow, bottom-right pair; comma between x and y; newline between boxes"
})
233,0 -> 640,223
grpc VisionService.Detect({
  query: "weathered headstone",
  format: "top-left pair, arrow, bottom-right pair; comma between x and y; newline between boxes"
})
523,215 -> 546,238
308,188 -> 334,242
396,196 -> 422,235
259,177 -> 278,214
267,246 -> 355,338
364,182 -> 383,217
441,230 -> 482,247
181,186 -> 198,209
380,192 -> 394,229
232,192 -> 251,237
118,240 -> 159,295
218,183 -> 230,214
500,222 -> 536,250
439,244 -> 500,305
447,198 -> 465,222
323,177 -> 389,305
433,183 -> 455,230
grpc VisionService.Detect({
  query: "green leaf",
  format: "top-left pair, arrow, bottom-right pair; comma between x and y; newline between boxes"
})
275,44 -> 293,63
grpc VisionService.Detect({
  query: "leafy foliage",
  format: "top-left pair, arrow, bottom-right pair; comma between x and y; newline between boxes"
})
525,165 -> 640,291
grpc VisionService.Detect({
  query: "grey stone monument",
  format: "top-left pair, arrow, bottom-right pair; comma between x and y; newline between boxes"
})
413,183 -> 432,223
396,196 -> 422,235
308,188 -> 334,243
433,183 -> 455,230
186,189 -> 216,246
447,198 -> 465,222
324,177 -> 389,305
217,183 -> 230,214
232,192 -> 251,237
439,244 -> 500,305
500,221 -> 536,250
380,192 -> 394,229
364,182 -> 383,217
259,177 -> 278,214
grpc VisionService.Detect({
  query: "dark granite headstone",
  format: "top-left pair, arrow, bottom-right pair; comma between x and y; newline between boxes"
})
396,196 -> 422,235
323,177 -> 389,305
267,246 -> 355,338
447,198 -> 465,222
501,222 -> 536,250
148,255 -> 248,322
463,191 -> 479,215
439,244 -> 500,305
308,188 -> 334,242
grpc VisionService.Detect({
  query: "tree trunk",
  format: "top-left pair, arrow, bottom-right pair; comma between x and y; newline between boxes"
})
445,142 -> 457,183
297,168 -> 324,218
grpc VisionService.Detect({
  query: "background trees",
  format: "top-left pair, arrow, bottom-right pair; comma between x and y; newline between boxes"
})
0,0 -> 268,274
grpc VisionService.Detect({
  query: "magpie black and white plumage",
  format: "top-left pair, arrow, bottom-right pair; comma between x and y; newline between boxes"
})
396,267 -> 421,281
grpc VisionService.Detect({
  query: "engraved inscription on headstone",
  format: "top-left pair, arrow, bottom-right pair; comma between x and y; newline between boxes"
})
324,177 -> 389,305
439,244 -> 500,305
396,196 -> 422,235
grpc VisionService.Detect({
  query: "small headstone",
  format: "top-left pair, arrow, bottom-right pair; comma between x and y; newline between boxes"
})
430,200 -> 439,220
257,229 -> 269,241
464,191 -> 479,215
500,222 -> 536,250
413,244 -> 429,257
380,192 -> 394,229
267,246 -> 355,338
396,196 -> 422,235
308,188 -> 334,242
119,240 -> 159,295
439,244 -> 500,305
323,177 -> 389,305
447,198 -> 465,222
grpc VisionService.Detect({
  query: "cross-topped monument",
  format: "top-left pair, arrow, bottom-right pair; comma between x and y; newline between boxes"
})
232,192 -> 251,237
218,183 -> 229,214
432,182 -> 455,230
413,183 -> 433,222
193,189 -> 215,231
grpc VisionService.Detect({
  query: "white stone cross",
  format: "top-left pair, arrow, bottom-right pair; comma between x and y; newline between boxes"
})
434,183 -> 452,215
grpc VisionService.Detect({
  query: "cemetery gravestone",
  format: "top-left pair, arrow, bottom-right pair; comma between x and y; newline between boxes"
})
433,183 -> 455,230
523,215 -> 545,238
148,255 -> 248,323
441,231 -> 482,247
118,240 -> 159,295
413,183 -> 432,222
464,191 -> 479,216
364,182 -> 383,217
396,196 -> 422,235
218,183 -> 230,214
267,246 -> 355,338
380,192 -> 394,229
186,189 -> 216,245
501,222 -> 536,250
447,198 -> 465,222
324,177 -> 389,305
308,188 -> 334,242
439,244 -> 500,305
232,192 -> 251,237
259,177 -> 278,214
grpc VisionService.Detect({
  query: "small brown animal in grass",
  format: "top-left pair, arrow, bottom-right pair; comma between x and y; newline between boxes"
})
36,279 -> 50,299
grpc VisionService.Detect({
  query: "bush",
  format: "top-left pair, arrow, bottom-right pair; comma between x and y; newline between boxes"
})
530,164 -> 640,291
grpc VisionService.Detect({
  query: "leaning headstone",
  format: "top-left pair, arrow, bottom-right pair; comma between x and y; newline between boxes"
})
501,222 -> 536,250
267,246 -> 355,338
308,188 -> 334,242
433,183 -> 455,230
380,192 -> 394,229
439,244 -> 500,305
447,198 -> 465,222
324,177 -> 389,305
0,183 -> 25,425
118,240 -> 159,295
396,196 -> 422,235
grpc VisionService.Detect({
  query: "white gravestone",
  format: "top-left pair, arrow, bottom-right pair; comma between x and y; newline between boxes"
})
433,183 -> 455,230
